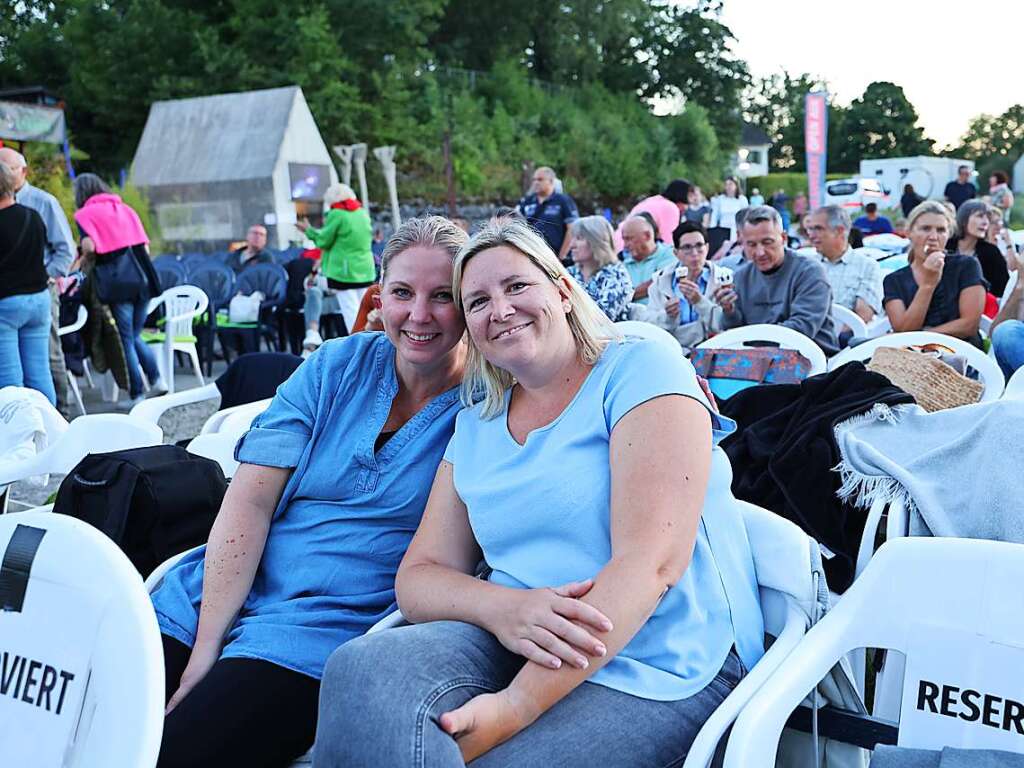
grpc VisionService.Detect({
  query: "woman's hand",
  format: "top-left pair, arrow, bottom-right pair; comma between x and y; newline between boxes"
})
679,279 -> 702,306
488,579 -> 612,670
920,251 -> 945,287
165,640 -> 220,714
295,217 -> 311,234
441,687 -> 539,763
714,285 -> 737,313
665,297 -> 681,318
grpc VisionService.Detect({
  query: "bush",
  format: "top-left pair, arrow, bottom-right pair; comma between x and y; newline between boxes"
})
744,172 -> 848,207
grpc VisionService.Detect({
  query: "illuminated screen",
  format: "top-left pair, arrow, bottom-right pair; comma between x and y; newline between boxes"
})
288,163 -> 331,201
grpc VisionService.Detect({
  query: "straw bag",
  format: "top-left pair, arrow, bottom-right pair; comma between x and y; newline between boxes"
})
866,346 -> 983,412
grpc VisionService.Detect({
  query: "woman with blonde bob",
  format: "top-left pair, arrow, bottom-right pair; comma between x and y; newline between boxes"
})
883,200 -> 987,345
314,218 -> 764,767
567,215 -> 634,321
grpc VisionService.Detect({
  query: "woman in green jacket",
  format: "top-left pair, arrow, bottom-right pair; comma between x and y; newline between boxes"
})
296,183 -> 375,353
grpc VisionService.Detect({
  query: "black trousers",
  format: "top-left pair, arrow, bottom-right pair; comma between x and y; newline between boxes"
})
158,635 -> 321,768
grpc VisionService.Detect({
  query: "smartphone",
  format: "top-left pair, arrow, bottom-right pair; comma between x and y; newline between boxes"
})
675,266 -> 689,281
717,268 -> 733,287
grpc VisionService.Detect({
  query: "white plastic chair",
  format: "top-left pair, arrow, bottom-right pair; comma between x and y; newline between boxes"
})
861,233 -> 909,254
864,314 -> 891,338
0,414 -> 163,489
1005,366 -> 1024,399
0,511 -> 163,767
830,303 -> 868,338
826,330 -> 1005,401
185,432 -> 241,478
145,284 -> 209,395
851,246 -> 888,263
57,304 -> 89,415
723,537 -> 1024,765
131,384 -> 270,439
614,320 -> 685,355
697,324 -> 828,376
200,398 -> 270,437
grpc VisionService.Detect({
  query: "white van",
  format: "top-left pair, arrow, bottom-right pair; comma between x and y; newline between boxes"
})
824,178 -> 891,211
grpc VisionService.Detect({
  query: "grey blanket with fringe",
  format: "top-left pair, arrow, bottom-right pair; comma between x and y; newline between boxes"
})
834,400 -> 1024,541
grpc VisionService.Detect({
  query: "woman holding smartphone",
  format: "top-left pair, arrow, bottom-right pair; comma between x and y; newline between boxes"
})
314,217 -> 763,767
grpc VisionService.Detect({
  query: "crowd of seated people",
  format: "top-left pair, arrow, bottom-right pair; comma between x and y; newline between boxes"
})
13,165 -> 1024,768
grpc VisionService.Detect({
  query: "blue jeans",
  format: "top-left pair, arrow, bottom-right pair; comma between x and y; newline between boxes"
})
314,620 -> 742,767
0,289 -> 56,405
111,294 -> 160,397
992,320 -> 1024,379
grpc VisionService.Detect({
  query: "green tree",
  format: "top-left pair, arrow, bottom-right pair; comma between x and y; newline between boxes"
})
836,81 -> 933,165
953,104 -> 1024,162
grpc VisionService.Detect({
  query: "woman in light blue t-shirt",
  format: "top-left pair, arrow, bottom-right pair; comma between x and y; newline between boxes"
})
315,218 -> 764,766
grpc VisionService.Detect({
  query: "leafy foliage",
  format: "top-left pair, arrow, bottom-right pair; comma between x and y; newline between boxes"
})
0,0 -> 742,205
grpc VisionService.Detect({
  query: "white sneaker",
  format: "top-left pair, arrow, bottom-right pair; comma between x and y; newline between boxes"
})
149,377 -> 169,395
302,329 -> 323,351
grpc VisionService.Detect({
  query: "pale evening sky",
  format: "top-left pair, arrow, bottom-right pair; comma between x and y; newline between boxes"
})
718,0 -> 1021,149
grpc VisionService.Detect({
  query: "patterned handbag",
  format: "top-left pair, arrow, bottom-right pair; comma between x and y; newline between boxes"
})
690,346 -> 813,386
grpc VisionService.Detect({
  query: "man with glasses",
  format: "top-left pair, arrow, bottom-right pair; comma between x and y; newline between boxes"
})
639,222 -> 729,349
516,166 -> 579,262
807,205 -> 882,324
716,205 -> 838,355
227,224 -> 275,274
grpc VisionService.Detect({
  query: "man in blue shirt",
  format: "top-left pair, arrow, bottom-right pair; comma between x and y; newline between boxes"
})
852,203 -> 894,236
517,166 -> 579,262
944,165 -> 977,210
1,147 -> 76,417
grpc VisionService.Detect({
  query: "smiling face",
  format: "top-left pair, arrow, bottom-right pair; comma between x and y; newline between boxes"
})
460,245 -> 572,377
908,213 -> 951,259
378,245 -> 465,369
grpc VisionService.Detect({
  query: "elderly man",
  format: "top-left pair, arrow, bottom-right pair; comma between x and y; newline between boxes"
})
807,205 -> 882,323
0,147 -> 76,417
715,205 -> 838,355
620,215 -> 677,303
227,224 -> 275,273
517,166 -> 579,261
612,178 -> 690,252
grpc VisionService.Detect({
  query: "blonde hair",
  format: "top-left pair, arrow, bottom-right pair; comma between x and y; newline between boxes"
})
906,200 -> 955,261
324,183 -> 357,207
571,215 -> 618,268
452,217 -> 618,419
378,216 -> 469,283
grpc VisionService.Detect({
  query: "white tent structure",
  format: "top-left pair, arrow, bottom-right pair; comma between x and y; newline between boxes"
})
131,86 -> 338,251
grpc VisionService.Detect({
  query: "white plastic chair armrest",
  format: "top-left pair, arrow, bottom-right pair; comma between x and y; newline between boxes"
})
145,545 -> 204,593
130,382 -> 220,423
884,496 -> 908,541
683,594 -> 808,768
854,497 -> 887,580
366,609 -> 407,634
724,618 -> 855,768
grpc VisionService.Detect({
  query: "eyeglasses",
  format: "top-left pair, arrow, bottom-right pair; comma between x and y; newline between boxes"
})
675,242 -> 708,254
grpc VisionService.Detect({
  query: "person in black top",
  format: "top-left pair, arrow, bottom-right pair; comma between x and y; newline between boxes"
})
900,183 -> 924,217
883,200 -> 986,346
943,165 -> 977,211
0,162 -> 56,403
516,166 -> 579,262
948,200 -> 1009,297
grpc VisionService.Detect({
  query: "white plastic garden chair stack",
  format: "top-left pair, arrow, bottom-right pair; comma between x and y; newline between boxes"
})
145,284 -> 209,395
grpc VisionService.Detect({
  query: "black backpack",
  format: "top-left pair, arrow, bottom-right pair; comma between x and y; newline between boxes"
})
52,445 -> 227,577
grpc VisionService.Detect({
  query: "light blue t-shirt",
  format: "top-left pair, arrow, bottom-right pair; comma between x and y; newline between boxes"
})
151,333 -> 463,678
623,243 -> 677,304
443,338 -> 764,701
